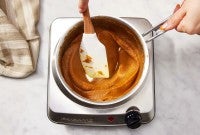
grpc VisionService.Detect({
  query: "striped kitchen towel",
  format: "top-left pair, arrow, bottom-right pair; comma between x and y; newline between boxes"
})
0,0 -> 40,78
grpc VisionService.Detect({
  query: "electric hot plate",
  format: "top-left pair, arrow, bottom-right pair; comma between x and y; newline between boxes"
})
47,17 -> 155,129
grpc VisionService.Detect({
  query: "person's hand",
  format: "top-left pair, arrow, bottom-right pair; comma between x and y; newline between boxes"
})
78,0 -> 89,13
161,0 -> 200,35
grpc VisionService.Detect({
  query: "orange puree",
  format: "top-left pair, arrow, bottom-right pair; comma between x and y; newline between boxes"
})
60,25 -> 144,102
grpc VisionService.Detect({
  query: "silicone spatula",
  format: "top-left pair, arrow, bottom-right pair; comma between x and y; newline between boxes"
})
80,8 -> 109,78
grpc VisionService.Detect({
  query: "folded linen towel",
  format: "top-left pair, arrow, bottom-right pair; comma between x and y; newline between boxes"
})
0,0 -> 39,78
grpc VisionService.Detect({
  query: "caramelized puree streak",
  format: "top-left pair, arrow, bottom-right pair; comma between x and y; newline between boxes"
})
61,28 -> 144,102
83,55 -> 92,63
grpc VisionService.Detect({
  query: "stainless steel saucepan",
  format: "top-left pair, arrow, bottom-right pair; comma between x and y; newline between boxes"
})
52,16 -> 167,109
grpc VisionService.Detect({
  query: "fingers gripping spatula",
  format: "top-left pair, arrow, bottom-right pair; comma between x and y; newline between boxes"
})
80,8 -> 109,78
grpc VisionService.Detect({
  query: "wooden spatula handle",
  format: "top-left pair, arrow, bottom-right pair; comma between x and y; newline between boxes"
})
83,8 -> 95,34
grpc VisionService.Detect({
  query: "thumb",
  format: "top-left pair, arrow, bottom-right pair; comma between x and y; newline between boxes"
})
161,6 -> 186,30
79,0 -> 89,13
173,4 -> 181,13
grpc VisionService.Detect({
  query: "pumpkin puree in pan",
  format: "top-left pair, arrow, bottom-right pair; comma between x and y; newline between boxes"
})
60,26 -> 145,102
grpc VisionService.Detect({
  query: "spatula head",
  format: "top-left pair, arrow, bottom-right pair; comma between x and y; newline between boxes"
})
80,33 -> 109,78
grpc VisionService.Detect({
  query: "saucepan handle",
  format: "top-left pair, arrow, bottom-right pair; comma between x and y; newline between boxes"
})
142,16 -> 171,43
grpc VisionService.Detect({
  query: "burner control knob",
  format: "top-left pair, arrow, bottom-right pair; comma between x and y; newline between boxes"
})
125,107 -> 142,129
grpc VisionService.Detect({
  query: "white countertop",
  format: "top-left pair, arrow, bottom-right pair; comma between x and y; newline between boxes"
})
1,0 -> 200,134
